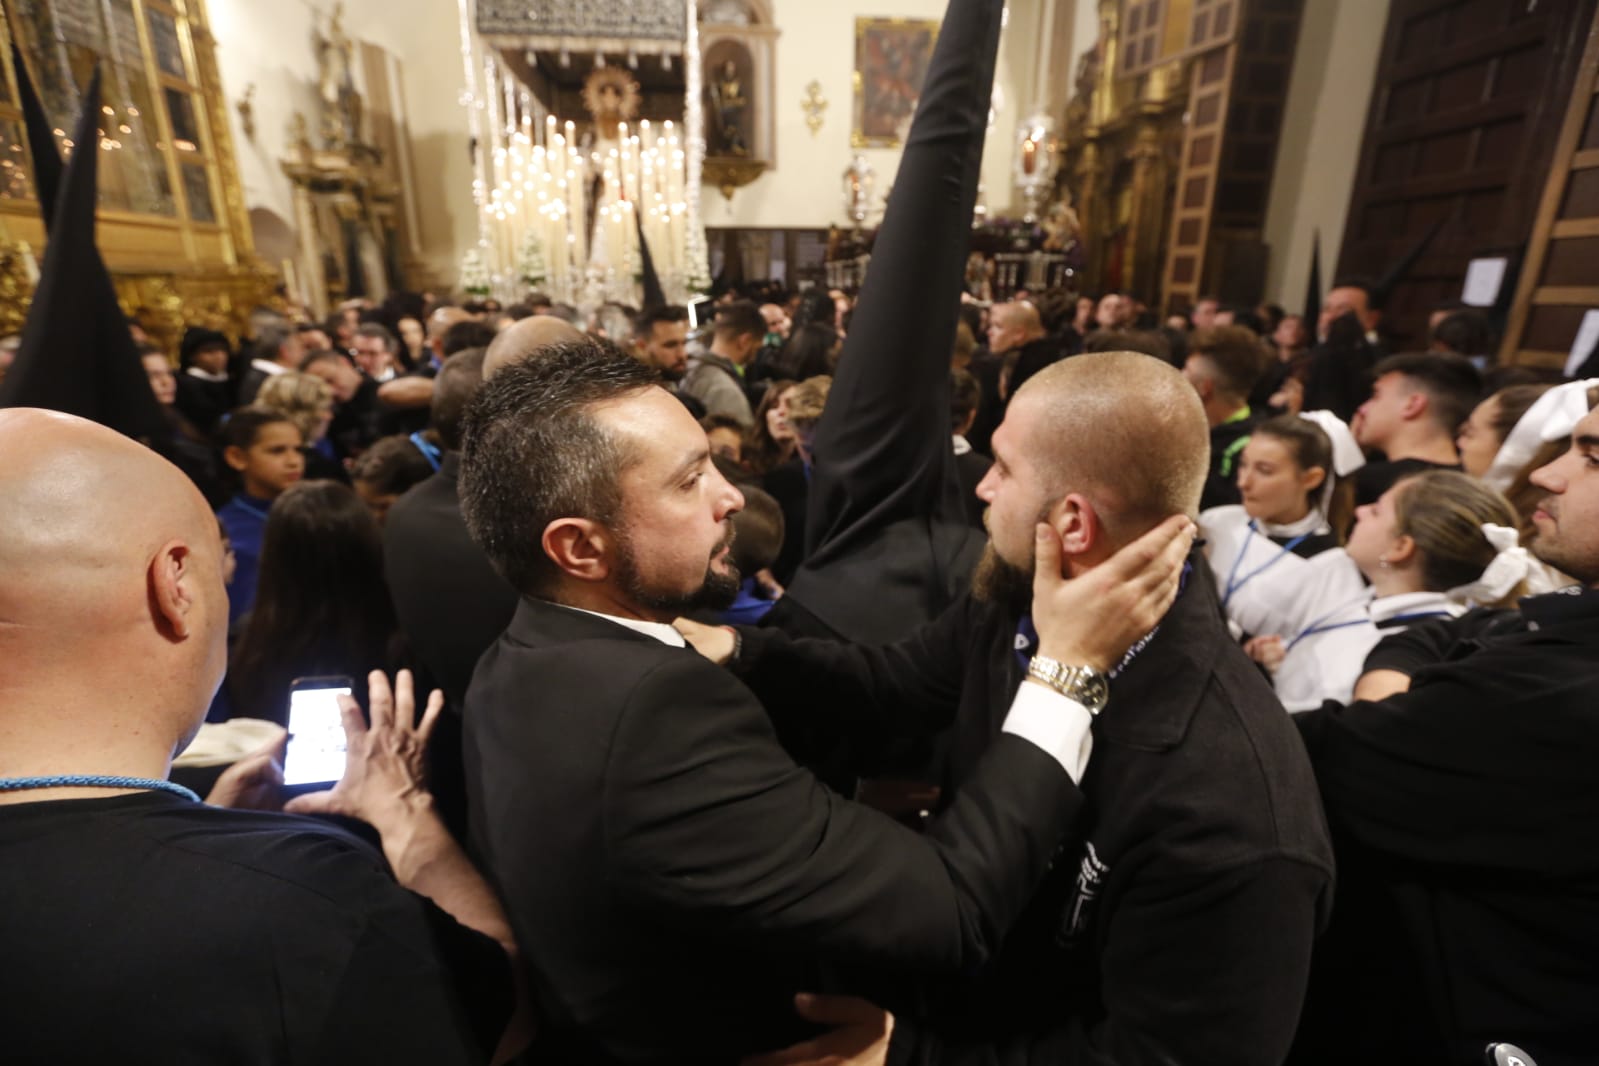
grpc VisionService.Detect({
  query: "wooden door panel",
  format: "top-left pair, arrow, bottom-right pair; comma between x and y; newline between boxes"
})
1336,0 -> 1597,349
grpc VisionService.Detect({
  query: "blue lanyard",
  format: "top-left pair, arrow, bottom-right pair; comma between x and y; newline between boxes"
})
1285,599 -> 1371,652
408,432 -> 442,471
1222,521 -> 1307,607
0,774 -> 201,803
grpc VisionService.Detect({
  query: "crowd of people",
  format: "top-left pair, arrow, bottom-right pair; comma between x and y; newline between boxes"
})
4,0 -> 1598,1062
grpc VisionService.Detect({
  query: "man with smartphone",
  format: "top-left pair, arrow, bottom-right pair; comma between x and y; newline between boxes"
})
0,408 -> 527,1064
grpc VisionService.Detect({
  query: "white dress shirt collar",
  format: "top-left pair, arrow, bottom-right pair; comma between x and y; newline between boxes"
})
557,603 -> 687,647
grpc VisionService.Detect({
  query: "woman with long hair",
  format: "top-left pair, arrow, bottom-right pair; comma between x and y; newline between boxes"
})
226,480 -> 398,724
745,379 -> 798,477
1243,470 -> 1529,710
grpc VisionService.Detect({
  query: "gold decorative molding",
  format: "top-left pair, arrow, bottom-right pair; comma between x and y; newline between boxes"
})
0,238 -> 36,337
702,156 -> 768,201
801,80 -> 827,137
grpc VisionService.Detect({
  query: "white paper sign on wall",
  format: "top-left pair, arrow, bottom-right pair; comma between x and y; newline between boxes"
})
1566,309 -> 1599,377
1461,257 -> 1508,307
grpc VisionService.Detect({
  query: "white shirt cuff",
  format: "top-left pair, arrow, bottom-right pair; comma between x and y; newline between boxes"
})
1001,680 -> 1096,784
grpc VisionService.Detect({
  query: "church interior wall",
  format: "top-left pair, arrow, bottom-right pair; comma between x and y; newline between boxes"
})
1260,0 -> 1390,310
207,0 -> 474,289
706,0 -> 1048,233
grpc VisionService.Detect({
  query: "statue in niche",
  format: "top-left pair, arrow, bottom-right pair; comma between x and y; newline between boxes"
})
315,3 -> 363,148
709,59 -> 750,157
579,68 -> 643,267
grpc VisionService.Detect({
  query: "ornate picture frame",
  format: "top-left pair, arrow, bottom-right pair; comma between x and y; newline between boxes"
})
851,17 -> 937,149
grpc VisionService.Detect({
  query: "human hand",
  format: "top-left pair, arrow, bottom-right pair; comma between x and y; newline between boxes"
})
754,568 -> 785,600
1243,635 -> 1285,673
1032,514 -> 1195,671
205,726 -> 288,810
673,618 -> 738,664
284,669 -> 440,826
740,994 -> 893,1066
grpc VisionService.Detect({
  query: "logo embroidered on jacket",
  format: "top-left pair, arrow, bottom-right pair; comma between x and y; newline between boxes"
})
1057,841 -> 1109,945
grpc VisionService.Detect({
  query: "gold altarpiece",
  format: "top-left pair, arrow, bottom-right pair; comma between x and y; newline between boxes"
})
1063,0 -> 1304,311
0,0 -> 276,351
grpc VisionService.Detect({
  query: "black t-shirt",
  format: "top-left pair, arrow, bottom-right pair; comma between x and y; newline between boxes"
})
1353,457 -> 1461,506
0,791 -> 510,1064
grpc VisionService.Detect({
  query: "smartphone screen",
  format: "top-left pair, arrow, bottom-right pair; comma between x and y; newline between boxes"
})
283,679 -> 353,788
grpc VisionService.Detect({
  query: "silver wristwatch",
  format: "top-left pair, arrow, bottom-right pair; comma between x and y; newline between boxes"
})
1026,656 -> 1110,715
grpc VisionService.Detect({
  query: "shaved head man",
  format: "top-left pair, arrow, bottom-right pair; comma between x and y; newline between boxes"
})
987,299 -> 1063,401
0,409 -> 524,1062
0,410 -> 229,775
712,350 -> 1331,1065
482,314 -> 585,379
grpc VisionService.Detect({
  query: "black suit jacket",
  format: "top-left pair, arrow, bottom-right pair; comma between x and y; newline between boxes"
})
463,597 -> 1085,1064
384,451 -> 518,836
736,563 -> 1334,1065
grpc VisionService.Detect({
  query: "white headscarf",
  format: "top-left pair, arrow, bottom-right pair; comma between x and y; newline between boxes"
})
1482,378 -> 1599,492
1297,410 -> 1365,518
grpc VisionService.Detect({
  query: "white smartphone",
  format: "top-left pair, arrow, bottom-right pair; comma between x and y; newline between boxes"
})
283,676 -> 355,793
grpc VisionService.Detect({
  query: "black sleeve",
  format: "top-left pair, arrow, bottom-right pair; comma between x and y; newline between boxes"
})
891,859 -> 1328,1066
1360,607 -> 1520,678
733,594 -> 977,749
603,655 -> 1081,974
309,884 -> 513,1066
803,0 -> 1003,564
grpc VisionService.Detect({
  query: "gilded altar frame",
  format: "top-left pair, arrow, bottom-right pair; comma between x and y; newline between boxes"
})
0,0 -> 275,350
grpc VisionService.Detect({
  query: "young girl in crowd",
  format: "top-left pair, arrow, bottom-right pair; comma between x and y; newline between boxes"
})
1200,412 -> 1364,640
1243,470 -> 1528,711
226,480 -> 398,724
255,370 -> 344,482
216,407 -> 305,625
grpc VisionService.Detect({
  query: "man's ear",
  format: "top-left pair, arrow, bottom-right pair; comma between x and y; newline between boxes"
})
1399,388 -> 1429,422
150,540 -> 196,641
1049,493 -> 1102,557
542,518 -> 616,583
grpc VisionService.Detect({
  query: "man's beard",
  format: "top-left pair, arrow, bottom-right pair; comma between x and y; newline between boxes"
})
617,524 -> 742,614
1530,499 -> 1599,586
970,541 -> 1033,614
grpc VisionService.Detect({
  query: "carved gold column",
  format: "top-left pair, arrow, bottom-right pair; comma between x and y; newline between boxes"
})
1122,116 -> 1165,302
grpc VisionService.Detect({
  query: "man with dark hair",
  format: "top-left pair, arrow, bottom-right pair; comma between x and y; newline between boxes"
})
296,322 -> 333,354
1183,325 -> 1269,510
1190,295 -> 1221,332
443,320 -> 499,361
1302,279 -> 1385,421
353,323 -> 400,382
1429,308 -> 1495,363
681,299 -> 764,426
237,323 -> 304,404
456,335 -> 1190,1062
383,345 -> 517,839
1351,352 -> 1479,505
630,304 -> 691,382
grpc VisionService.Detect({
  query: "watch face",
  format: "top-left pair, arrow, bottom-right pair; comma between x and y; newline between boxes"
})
1080,672 -> 1110,710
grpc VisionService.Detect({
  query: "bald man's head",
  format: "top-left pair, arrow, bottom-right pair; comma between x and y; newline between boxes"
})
482,315 -> 585,380
986,300 -> 1044,355
1014,351 -> 1208,539
0,410 -> 229,761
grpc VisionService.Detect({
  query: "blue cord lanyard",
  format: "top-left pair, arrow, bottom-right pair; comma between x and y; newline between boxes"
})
1222,520 -> 1308,608
0,774 -> 201,804
1285,601 -> 1371,653
408,432 -> 442,471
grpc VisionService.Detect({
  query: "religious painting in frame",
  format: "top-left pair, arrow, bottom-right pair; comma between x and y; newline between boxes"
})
851,17 -> 937,148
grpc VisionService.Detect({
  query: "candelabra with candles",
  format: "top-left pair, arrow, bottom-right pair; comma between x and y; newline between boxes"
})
1014,113 -> 1060,224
